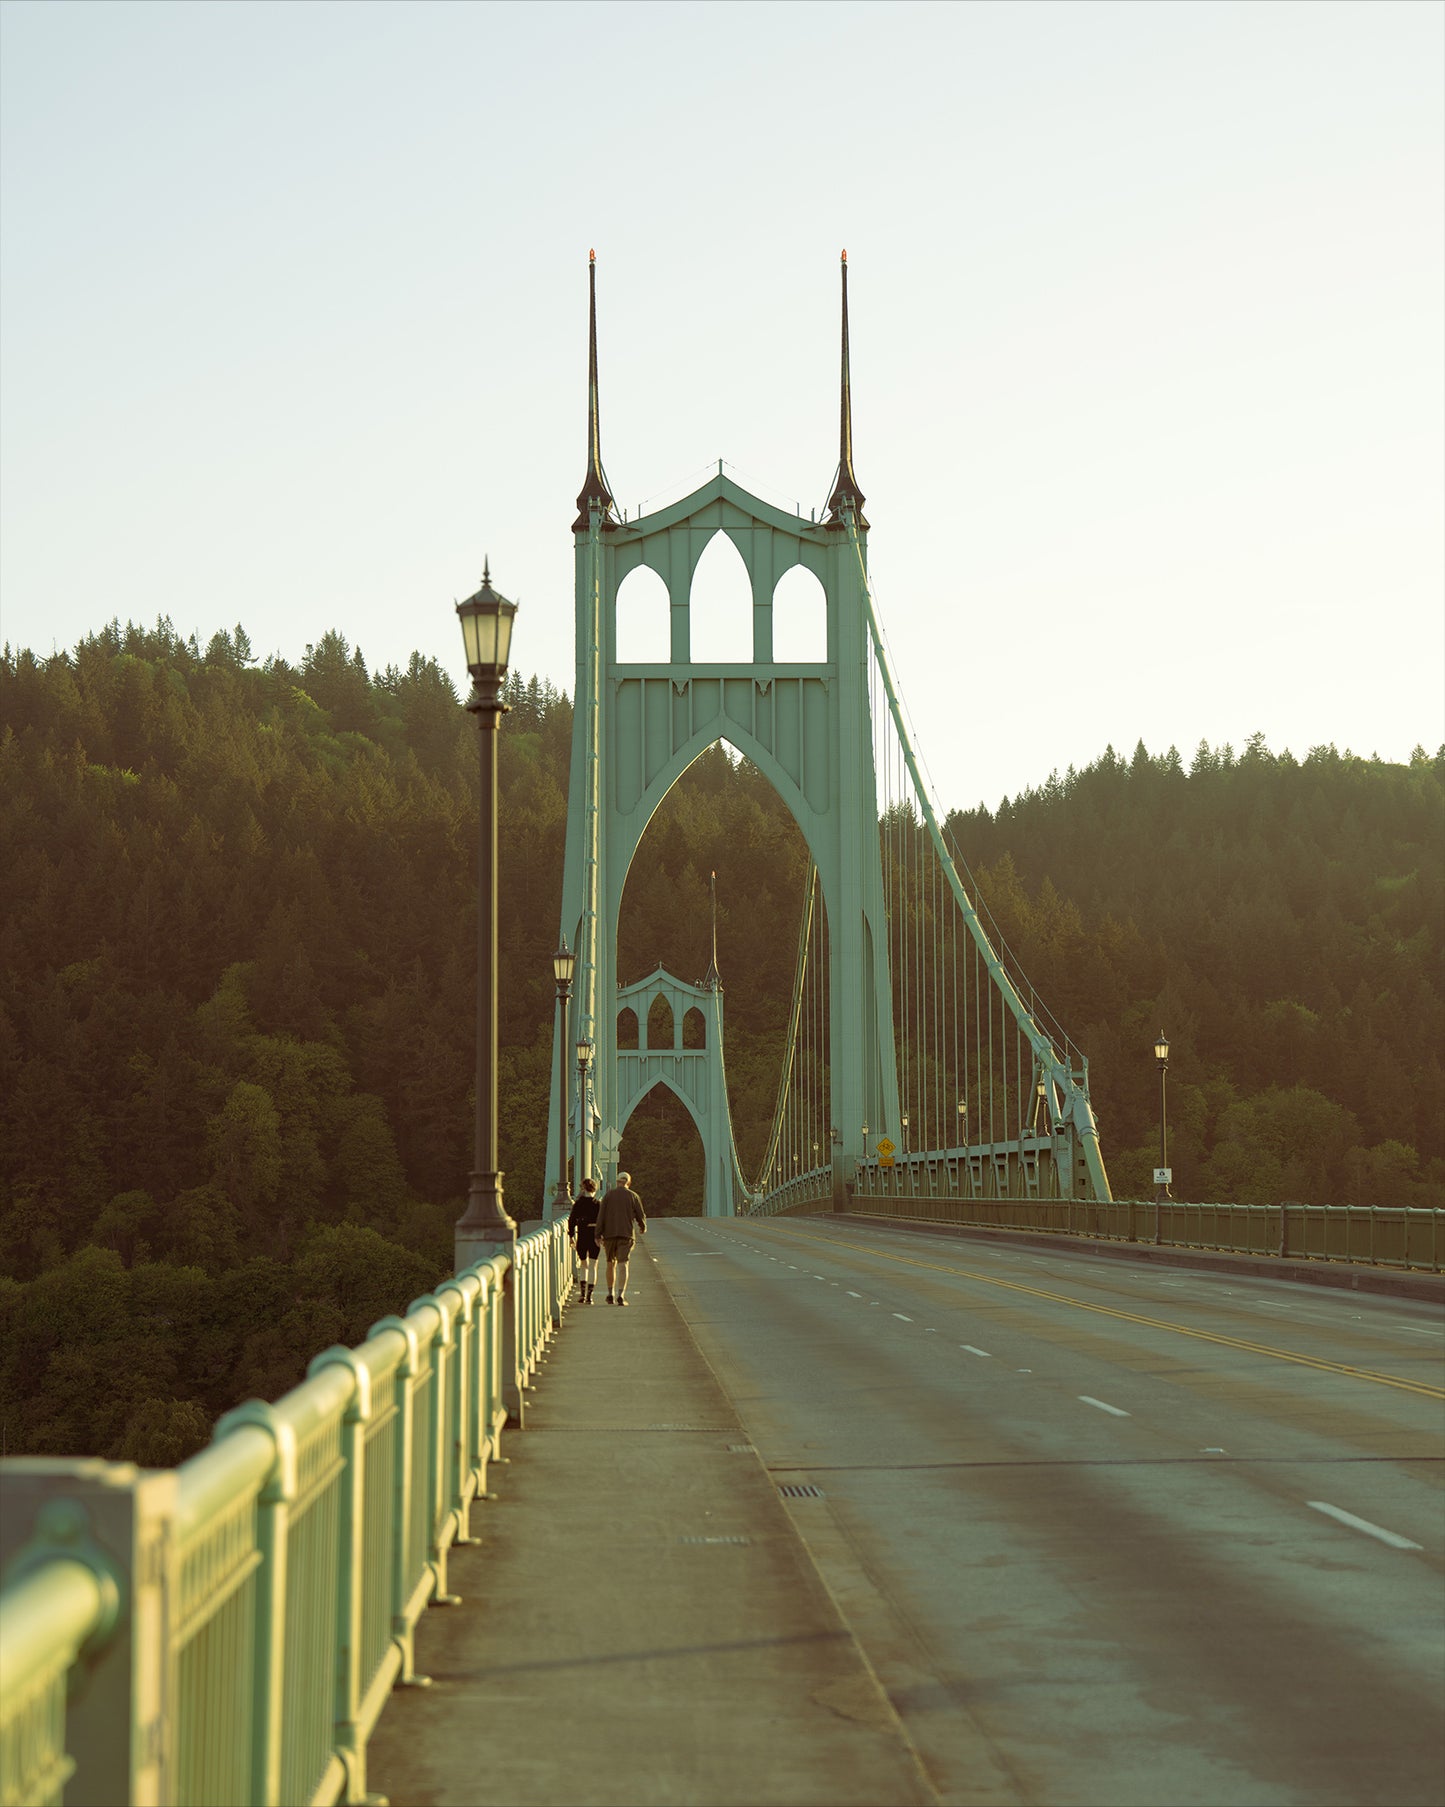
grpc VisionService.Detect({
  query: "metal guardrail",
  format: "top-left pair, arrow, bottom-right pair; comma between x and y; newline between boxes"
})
745,1166 -> 835,1218
0,1221 -> 574,1807
841,1191 -> 1445,1273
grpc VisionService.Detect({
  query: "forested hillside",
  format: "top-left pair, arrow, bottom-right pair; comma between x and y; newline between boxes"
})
1,621 -> 1440,1462
948,738 -> 1443,1204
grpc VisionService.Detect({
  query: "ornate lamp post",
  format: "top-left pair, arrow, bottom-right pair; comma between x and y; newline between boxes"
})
957,1097 -> 967,1143
454,561 -> 519,1260
548,939 -> 576,1221
901,1110 -> 910,1155
861,1121 -> 869,1161
576,1037 -> 594,1189
1153,1032 -> 1172,1210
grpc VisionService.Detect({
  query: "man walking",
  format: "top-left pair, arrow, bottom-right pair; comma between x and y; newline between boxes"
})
596,1171 -> 646,1305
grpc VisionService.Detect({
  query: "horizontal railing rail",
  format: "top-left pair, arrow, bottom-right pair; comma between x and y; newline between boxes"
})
0,1220 -> 575,1807
840,1192 -> 1445,1273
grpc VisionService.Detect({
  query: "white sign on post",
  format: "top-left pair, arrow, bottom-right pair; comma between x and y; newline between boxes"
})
1153,1167 -> 1172,1185
598,1128 -> 622,1161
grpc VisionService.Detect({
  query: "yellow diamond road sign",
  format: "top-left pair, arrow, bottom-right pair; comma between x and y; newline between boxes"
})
874,1136 -> 895,1156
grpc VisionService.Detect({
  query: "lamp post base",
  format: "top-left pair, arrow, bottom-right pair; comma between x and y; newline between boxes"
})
455,1170 -> 516,1272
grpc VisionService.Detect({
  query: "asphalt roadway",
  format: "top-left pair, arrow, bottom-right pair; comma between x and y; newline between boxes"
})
657,1216 -> 1445,1807
367,1218 -> 1444,1807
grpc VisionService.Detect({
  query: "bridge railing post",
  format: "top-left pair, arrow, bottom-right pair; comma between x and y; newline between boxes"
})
209,1402 -> 297,1807
363,1315 -> 430,1688
0,1459 -> 176,1807
499,1261 -> 525,1428
304,1347 -> 371,1805
437,1277 -> 479,1550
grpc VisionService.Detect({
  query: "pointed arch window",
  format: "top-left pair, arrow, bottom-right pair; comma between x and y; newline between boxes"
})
689,531 -> 753,664
683,1007 -> 706,1049
615,563 -> 671,663
646,994 -> 675,1050
617,1007 -> 639,1050
772,564 -> 827,662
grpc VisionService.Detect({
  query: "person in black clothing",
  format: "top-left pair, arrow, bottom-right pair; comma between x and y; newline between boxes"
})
567,1178 -> 602,1303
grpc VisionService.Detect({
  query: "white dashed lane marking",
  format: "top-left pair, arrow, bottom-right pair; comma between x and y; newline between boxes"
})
961,1345 -> 991,1358
1307,1502 -> 1422,1550
1079,1396 -> 1131,1418
893,1313 -> 913,1322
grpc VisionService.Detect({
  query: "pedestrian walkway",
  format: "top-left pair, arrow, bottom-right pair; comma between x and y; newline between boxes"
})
365,1237 -> 933,1807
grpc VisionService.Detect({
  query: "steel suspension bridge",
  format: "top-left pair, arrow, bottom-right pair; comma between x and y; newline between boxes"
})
549,251 -> 1109,1225
6,258 -> 1439,1807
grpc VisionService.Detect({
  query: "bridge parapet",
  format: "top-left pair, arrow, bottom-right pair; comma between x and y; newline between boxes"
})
0,1221 -> 574,1807
838,1192 -> 1445,1271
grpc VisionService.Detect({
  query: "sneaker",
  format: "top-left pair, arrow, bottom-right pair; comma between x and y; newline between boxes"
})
606,1293 -> 614,1304
617,1296 -> 629,1307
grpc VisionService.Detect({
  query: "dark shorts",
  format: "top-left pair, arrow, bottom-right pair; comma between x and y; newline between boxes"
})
574,1230 -> 600,1260
603,1235 -> 635,1263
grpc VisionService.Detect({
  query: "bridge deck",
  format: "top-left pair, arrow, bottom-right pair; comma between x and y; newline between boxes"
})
365,1239 -> 931,1807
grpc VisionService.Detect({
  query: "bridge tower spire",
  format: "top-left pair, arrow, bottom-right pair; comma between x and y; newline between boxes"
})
572,249 -> 617,533
824,250 -> 868,530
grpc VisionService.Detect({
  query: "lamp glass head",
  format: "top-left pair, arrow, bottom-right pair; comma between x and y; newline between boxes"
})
553,941 -> 576,987
456,565 -> 518,680
576,1037 -> 593,1069
1154,1033 -> 1170,1063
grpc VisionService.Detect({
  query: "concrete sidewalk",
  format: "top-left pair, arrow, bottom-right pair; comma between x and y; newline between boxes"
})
365,1239 -> 934,1807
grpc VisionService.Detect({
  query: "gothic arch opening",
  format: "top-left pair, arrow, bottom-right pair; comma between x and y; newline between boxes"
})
617,1006 -> 639,1050
616,734 -> 820,1183
772,563 -> 827,662
689,530 -> 752,664
615,563 -> 670,663
617,1081 -> 704,1216
683,1006 -> 706,1049
646,993 -> 675,1050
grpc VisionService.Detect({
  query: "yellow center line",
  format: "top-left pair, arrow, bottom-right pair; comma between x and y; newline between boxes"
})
760,1226 -> 1445,1401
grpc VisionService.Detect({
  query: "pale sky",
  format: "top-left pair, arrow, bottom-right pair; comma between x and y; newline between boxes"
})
2,0 -> 1441,812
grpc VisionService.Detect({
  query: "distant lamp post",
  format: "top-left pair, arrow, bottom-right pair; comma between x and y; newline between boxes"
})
576,1037 -> 594,1188
861,1121 -> 870,1161
901,1110 -> 910,1155
454,560 -> 519,1255
1153,1033 -> 1172,1212
957,1097 -> 967,1145
549,939 -> 576,1219
1035,1077 -> 1047,1133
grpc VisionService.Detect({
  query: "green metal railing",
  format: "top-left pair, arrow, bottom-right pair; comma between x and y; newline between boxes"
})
0,1222 -> 574,1807
843,1181 -> 1445,1273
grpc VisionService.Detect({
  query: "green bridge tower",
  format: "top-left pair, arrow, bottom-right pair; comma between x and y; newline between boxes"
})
548,252 -> 898,1215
